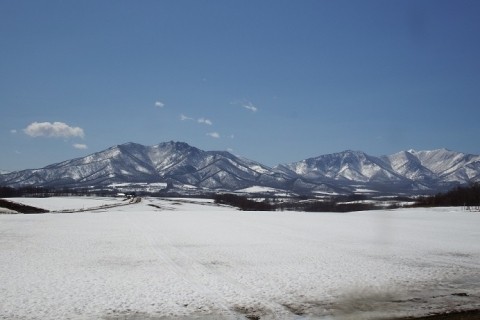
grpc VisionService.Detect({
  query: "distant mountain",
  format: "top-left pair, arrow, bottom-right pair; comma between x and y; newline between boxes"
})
278,148 -> 480,194
0,142 -> 298,192
1,142 -> 479,195
382,149 -> 480,186
276,150 -> 418,194
277,150 -> 404,183
0,170 -> 9,175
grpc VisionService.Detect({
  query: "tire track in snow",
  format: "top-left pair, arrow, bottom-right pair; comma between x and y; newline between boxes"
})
126,212 -> 302,319
123,214 -> 242,319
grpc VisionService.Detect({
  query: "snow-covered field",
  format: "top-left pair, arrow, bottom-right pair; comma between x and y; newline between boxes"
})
1,198 -> 479,320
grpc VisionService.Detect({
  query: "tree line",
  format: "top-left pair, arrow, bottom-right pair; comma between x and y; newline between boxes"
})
0,186 -> 115,198
214,193 -> 274,211
214,193 -> 383,212
414,183 -> 480,207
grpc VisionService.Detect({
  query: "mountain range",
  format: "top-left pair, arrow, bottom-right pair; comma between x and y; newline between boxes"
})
1,141 -> 479,196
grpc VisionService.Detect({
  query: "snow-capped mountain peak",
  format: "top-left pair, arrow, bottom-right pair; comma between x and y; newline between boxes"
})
0,141 -> 293,192
282,150 -> 402,183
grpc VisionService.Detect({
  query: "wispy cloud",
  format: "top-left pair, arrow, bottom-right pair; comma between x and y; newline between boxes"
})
206,132 -> 220,139
23,122 -> 85,139
154,101 -> 165,108
73,143 -> 88,150
181,114 -> 213,125
180,114 -> 194,121
10,129 -> 17,134
198,118 -> 213,125
242,101 -> 258,112
231,100 -> 258,112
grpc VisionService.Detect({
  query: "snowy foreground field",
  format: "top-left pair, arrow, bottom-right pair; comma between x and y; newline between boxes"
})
1,197 -> 479,320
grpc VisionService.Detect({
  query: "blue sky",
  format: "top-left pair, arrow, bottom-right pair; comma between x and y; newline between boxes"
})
1,0 -> 480,171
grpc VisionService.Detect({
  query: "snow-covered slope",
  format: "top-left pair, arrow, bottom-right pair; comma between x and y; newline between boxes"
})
0,141 -> 294,191
412,149 -> 480,183
382,150 -> 436,182
1,203 -> 479,319
1,143 -> 479,194
146,142 -> 292,190
279,150 -> 404,183
383,149 -> 480,186
279,149 -> 480,194
0,143 -> 160,187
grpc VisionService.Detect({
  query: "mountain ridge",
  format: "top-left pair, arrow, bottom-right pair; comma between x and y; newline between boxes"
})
1,141 -> 479,195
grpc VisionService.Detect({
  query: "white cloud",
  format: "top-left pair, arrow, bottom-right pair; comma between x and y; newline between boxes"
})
206,132 -> 220,139
73,143 -> 88,150
198,118 -> 213,125
181,114 -> 213,126
180,114 -> 194,121
231,100 -> 258,112
23,122 -> 85,139
242,101 -> 258,112
10,129 -> 17,134
155,101 -> 165,108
